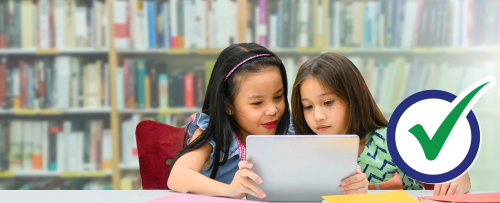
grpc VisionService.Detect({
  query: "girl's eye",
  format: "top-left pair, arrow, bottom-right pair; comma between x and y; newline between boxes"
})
303,105 -> 312,110
324,101 -> 333,105
252,101 -> 262,105
275,94 -> 283,100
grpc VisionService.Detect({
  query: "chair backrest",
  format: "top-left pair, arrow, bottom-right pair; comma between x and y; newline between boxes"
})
135,120 -> 187,189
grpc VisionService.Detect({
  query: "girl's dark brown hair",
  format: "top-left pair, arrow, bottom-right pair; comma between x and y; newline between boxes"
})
291,52 -> 388,140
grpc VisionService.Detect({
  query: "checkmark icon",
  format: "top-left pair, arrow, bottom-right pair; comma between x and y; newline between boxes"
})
408,82 -> 489,161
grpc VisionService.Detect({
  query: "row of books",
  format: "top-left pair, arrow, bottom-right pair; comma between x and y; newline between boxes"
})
0,179 -> 113,190
112,0 -> 500,50
116,59 -> 213,109
0,56 -> 109,110
351,57 -> 500,110
0,120 -> 112,172
273,56 -> 500,112
329,0 -> 500,48
0,0 -> 109,49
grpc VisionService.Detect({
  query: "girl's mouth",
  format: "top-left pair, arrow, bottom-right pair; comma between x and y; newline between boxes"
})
262,120 -> 278,129
317,125 -> 331,131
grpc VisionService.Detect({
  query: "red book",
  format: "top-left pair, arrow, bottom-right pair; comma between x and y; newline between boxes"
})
0,35 -> 5,48
171,36 -> 179,48
184,74 -> 194,108
412,0 -> 423,47
0,60 -> 5,107
48,0 -> 55,48
20,61 -> 27,109
38,63 -> 45,106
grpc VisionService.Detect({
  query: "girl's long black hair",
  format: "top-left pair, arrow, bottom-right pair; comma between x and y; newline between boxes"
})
168,43 -> 290,179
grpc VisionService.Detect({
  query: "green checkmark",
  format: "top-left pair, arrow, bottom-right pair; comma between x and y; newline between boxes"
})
409,82 -> 489,161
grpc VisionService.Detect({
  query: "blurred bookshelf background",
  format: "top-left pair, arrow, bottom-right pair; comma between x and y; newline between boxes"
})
0,0 -> 499,191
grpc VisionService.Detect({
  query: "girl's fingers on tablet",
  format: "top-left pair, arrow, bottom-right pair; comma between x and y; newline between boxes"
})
239,169 -> 263,184
238,161 -> 253,170
240,179 -> 265,199
433,184 -> 442,196
439,182 -> 451,196
343,181 -> 366,191
342,174 -> 365,186
446,182 -> 458,195
242,186 -> 262,199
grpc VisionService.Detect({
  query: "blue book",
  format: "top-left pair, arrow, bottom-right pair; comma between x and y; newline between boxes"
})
275,12 -> 279,48
136,60 -> 146,109
364,5 -> 370,47
162,2 -> 170,48
147,1 -> 157,49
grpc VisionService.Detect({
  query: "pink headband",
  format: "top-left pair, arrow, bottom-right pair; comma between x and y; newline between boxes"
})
224,54 -> 271,82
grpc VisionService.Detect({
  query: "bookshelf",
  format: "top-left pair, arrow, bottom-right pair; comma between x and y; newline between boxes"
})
1,0 -> 499,191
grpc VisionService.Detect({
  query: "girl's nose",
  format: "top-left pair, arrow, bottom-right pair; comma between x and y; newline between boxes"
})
265,104 -> 278,116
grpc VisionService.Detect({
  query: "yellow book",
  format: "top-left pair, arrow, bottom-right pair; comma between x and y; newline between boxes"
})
96,60 -> 103,107
145,76 -> 151,109
64,1 -> 76,48
236,0 -> 248,43
323,191 -> 419,203
21,1 -> 33,48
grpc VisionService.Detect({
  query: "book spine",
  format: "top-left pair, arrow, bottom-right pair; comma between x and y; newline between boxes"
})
194,69 -> 205,108
159,74 -> 168,109
9,121 -> 21,171
37,60 -> 46,109
113,1 -> 129,48
0,1 -> 5,48
136,60 -> 146,109
0,60 -> 5,108
184,74 -> 194,109
19,61 -> 27,108
144,75 -> 150,109
0,123 -> 9,171
129,60 -> 136,109
168,74 -> 177,107
147,1 -> 157,49
149,63 -> 159,108
116,67 -> 125,109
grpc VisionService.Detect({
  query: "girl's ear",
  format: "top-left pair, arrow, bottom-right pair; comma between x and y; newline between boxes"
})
224,102 -> 234,115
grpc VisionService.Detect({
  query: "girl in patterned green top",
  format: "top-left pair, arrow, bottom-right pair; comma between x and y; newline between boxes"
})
290,53 -> 471,195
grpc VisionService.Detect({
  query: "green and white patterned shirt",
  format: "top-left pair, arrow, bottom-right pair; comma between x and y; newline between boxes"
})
358,128 -> 424,190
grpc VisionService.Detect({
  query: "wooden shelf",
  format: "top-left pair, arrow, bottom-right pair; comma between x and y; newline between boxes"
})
119,164 -> 140,171
118,108 -> 202,114
115,47 -> 500,55
0,171 -> 112,178
0,108 -> 111,116
0,48 -> 109,55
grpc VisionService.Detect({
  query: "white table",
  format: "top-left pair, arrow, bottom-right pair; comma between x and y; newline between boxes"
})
0,190 -> 435,203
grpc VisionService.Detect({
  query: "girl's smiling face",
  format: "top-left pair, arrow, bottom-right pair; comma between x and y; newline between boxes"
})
231,66 -> 285,140
299,76 -> 349,135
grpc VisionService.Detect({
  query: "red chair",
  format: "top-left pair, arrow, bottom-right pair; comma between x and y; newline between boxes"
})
135,120 -> 188,189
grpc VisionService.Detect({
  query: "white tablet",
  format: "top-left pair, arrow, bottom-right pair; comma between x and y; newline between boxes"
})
246,135 -> 359,202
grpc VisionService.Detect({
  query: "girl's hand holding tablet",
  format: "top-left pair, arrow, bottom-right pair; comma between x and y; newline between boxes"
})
225,161 -> 265,199
339,165 -> 369,195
